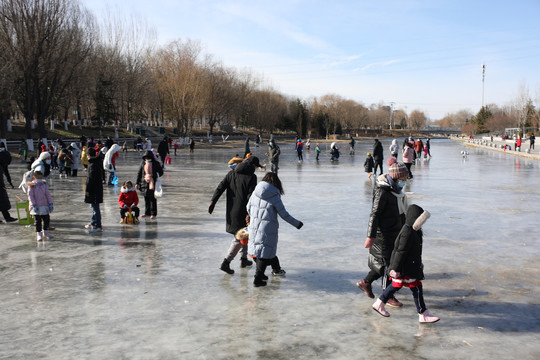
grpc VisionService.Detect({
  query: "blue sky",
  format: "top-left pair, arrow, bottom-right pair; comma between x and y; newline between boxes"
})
83,0 -> 540,119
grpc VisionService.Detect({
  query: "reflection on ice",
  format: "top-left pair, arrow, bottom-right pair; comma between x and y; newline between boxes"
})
0,139 -> 539,359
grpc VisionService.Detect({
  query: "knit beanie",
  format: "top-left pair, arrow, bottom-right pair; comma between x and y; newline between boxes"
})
387,157 -> 397,166
389,162 -> 408,180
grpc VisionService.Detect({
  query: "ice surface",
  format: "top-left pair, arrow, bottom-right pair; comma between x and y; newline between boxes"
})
1,139 -> 539,359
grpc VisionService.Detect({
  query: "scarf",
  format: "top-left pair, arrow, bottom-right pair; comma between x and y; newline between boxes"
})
144,161 -> 154,190
386,175 -> 408,215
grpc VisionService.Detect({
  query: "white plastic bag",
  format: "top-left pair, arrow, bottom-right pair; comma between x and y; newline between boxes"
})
154,176 -> 163,198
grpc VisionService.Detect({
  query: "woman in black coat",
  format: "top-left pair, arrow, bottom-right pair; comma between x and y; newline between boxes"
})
136,150 -> 163,218
208,157 -> 260,274
84,148 -> 104,231
372,139 -> 384,175
0,165 -> 17,222
371,204 -> 440,323
357,163 -> 409,307
157,138 -> 169,166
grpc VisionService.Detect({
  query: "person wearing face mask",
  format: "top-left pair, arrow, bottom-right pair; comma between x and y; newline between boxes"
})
136,150 -> 163,219
31,151 -> 52,177
118,181 -> 139,224
27,171 -> 54,241
357,162 -> 409,308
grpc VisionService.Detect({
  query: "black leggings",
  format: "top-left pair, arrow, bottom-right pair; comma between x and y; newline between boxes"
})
380,284 -> 426,314
254,257 -> 281,280
373,160 -> 383,175
144,191 -> 157,216
404,162 -> 413,178
35,215 -> 50,232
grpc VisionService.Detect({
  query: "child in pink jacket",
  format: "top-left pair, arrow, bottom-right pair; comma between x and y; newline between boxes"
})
28,171 -> 54,242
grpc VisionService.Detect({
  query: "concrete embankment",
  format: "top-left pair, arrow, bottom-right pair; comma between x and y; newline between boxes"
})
452,136 -> 540,161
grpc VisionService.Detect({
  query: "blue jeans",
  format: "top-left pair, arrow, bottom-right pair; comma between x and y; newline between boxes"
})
90,203 -> 101,227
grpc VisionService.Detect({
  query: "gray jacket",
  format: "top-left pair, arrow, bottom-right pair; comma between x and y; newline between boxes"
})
247,181 -> 300,259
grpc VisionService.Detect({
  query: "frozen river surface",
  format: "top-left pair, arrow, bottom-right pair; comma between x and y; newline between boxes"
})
0,139 -> 539,359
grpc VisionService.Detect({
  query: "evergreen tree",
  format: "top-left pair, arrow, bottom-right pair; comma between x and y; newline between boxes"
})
473,106 -> 492,134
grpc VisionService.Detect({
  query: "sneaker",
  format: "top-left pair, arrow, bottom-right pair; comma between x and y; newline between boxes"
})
356,280 -> 375,298
5,217 -> 17,223
150,215 -> 156,219
84,224 -> 93,229
387,297 -> 403,308
87,226 -> 103,233
272,269 -> 286,276
141,214 -> 147,218
36,232 -> 43,242
43,230 -> 54,239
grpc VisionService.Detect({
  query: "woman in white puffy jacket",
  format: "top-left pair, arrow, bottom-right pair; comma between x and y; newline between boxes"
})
69,143 -> 82,176
247,172 -> 303,287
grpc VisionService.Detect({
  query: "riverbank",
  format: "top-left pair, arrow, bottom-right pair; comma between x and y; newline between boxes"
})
452,136 -> 540,161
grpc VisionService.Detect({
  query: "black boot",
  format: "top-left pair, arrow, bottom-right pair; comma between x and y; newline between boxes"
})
253,276 -> 267,287
241,258 -> 253,268
220,259 -> 234,274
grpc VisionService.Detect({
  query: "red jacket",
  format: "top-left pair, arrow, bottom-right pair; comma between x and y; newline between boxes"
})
118,188 -> 139,208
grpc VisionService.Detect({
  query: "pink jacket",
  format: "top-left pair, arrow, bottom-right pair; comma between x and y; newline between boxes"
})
402,146 -> 415,164
28,181 -> 53,214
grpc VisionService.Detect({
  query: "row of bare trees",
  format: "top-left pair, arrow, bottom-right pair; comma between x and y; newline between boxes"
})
0,0 -> 431,143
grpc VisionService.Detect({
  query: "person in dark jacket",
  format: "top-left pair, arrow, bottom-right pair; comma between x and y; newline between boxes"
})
357,162 -> 409,307
243,137 -> 251,158
363,152 -> 374,179
136,150 -> 164,218
267,140 -> 280,174
0,142 -> 14,188
208,156 -> 261,274
84,148 -> 104,232
157,137 -> 170,167
0,165 -> 17,223
372,139 -> 384,175
372,204 -> 440,323
105,136 -> 114,150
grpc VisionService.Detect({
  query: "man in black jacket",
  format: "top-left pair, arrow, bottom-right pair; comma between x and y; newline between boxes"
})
85,148 -> 104,232
357,163 -> 409,307
372,139 -> 384,175
0,142 -> 14,188
157,137 -> 170,167
209,157 -> 262,274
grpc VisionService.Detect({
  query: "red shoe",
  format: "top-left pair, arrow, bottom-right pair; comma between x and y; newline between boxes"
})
356,280 -> 375,298
387,297 -> 403,307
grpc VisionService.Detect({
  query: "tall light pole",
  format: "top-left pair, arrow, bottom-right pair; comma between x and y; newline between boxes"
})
390,102 -> 395,130
482,64 -> 486,109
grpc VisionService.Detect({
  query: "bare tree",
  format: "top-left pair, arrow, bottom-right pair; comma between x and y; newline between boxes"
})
0,0 -> 96,143
202,62 -> 239,135
409,110 -> 427,130
248,88 -> 287,134
151,39 -> 205,136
